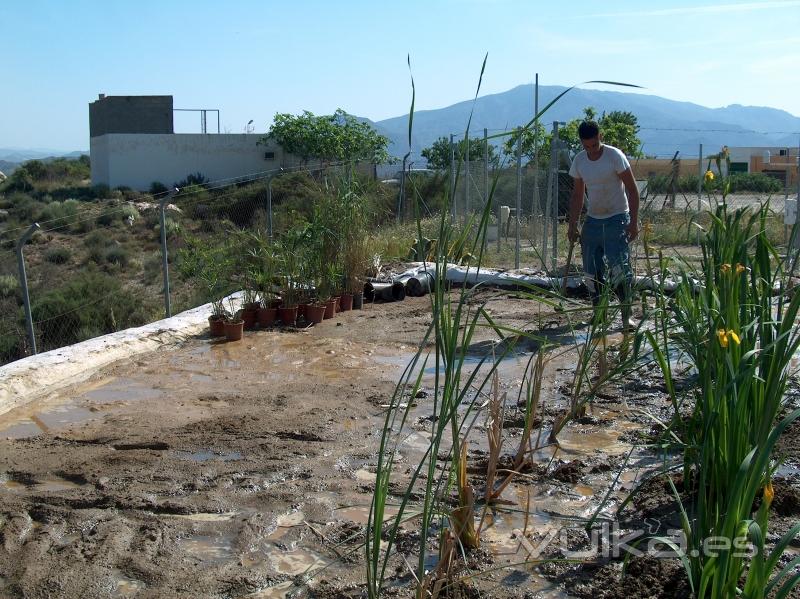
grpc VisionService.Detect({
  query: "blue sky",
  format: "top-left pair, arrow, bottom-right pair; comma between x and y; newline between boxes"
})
2,0 -> 799,151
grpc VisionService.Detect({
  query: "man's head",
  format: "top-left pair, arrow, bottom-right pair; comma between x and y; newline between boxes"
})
578,120 -> 603,159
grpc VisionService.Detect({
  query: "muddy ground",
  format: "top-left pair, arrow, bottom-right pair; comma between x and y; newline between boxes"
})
1,289 -> 799,598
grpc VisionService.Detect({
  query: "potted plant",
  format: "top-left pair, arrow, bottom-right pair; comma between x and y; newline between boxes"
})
223,297 -> 244,341
277,227 -> 306,326
177,235 -> 232,336
339,187 -> 371,310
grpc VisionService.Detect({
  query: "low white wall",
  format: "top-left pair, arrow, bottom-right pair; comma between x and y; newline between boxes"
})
0,298 -> 238,417
90,134 -> 303,190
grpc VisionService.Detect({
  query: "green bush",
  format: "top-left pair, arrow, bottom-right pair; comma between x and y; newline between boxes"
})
648,171 -> 784,194
104,245 -> 129,267
0,274 -> 19,298
30,271 -> 159,351
84,229 -> 111,249
44,247 -> 72,264
150,181 -> 168,195
39,199 -> 81,226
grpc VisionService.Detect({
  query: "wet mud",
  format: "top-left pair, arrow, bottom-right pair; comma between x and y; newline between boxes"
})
0,292 -> 797,598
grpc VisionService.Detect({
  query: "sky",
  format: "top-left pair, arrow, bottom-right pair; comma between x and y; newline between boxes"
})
2,0 -> 799,151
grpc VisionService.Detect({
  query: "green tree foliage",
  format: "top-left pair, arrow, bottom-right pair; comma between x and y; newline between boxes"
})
504,107 -> 643,164
263,109 -> 391,164
421,136 -> 498,170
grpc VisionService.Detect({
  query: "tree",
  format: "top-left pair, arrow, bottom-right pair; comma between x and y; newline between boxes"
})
421,136 -> 498,170
502,122 -> 550,167
526,107 -> 644,159
262,109 -> 391,164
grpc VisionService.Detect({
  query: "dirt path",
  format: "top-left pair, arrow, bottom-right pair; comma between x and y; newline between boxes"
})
1,292 -> 797,598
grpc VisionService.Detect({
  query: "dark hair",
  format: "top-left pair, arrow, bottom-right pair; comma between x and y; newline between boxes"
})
578,120 -> 600,140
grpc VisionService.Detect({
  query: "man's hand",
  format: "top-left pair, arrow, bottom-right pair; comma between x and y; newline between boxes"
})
626,220 -> 639,242
568,223 -> 580,244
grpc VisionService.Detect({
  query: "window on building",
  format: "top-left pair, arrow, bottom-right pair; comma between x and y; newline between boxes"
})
264,151 -> 275,160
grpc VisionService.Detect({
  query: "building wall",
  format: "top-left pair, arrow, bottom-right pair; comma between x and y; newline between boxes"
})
90,134 -> 303,190
632,158 -> 701,179
89,95 -> 174,137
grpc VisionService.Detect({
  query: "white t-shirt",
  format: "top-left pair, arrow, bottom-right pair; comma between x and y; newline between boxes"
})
569,144 -> 631,218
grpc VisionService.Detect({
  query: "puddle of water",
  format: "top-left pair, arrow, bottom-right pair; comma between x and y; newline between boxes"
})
82,377 -> 166,403
333,504 -> 399,526
112,569 -> 146,597
171,512 -> 238,522
0,404 -> 98,439
269,547 -> 327,576
354,468 -> 375,482
266,510 -> 306,541
173,449 -> 243,462
1,474 -> 85,493
179,532 -> 236,564
247,581 -> 294,598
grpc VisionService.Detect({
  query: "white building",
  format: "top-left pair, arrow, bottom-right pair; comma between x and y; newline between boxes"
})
89,95 -> 302,190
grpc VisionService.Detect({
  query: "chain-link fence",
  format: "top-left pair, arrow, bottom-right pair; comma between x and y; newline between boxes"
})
2,136 -> 798,367
0,162 -> 368,366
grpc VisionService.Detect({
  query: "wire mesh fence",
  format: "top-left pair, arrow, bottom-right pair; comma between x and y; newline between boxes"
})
1,137 -> 797,367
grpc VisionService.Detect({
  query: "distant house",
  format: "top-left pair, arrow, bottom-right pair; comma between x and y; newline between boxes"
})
631,146 -> 798,188
89,94 -> 304,190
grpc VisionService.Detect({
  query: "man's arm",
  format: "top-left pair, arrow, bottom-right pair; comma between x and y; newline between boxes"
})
567,177 -> 585,243
619,168 -> 639,241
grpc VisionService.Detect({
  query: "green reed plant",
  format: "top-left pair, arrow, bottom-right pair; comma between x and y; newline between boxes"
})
366,62 -> 643,598
647,200 -> 800,598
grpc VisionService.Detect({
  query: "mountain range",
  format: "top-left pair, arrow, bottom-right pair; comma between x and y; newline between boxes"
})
371,84 -> 800,162
3,85 -> 798,175
0,149 -> 88,175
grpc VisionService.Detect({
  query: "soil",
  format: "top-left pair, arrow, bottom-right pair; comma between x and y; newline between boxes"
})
1,290 -> 798,598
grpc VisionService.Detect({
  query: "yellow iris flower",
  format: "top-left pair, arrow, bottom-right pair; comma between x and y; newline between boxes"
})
705,170 -> 715,183
764,481 -> 774,507
717,329 -> 741,348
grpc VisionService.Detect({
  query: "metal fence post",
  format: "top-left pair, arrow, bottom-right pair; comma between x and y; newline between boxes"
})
450,134 -> 456,224
16,223 -> 40,355
551,122 -> 560,271
465,136 -> 470,225
698,143 -> 703,210
515,127 -> 522,269
160,188 -> 179,318
483,128 -> 489,255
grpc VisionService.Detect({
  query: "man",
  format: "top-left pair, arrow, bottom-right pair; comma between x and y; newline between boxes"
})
567,120 -> 639,330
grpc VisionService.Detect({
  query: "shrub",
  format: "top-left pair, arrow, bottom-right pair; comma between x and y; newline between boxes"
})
44,247 -> 72,264
39,199 -> 81,227
30,271 -> 159,351
153,217 -> 181,238
0,274 -> 19,298
84,229 -> 111,249
104,245 -> 129,267
149,181 -> 168,195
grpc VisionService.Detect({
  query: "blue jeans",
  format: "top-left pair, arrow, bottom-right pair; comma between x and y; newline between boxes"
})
581,213 -> 632,302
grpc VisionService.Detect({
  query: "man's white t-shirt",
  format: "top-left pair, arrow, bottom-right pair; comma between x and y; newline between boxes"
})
569,144 -> 631,218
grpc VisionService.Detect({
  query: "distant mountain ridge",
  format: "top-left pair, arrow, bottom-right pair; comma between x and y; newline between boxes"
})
373,84 -> 800,161
0,149 -> 89,175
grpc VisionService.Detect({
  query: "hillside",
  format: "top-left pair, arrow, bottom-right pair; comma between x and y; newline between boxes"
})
374,84 -> 800,160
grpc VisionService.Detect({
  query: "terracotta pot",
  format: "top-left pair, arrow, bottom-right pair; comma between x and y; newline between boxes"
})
224,319 -> 244,341
323,299 -> 336,319
209,315 -> 226,337
296,302 -> 308,320
333,296 -> 342,313
305,303 -> 326,324
278,305 -> 298,326
352,292 -> 364,310
257,307 -> 277,326
241,308 -> 258,330
339,293 -> 353,312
